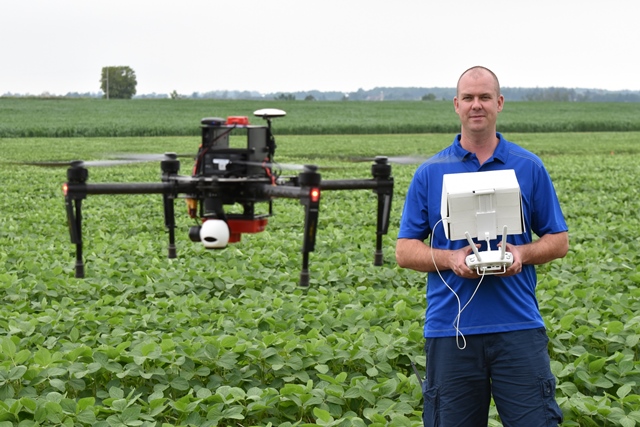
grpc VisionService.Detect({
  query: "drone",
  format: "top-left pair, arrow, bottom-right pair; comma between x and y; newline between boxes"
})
48,108 -> 395,286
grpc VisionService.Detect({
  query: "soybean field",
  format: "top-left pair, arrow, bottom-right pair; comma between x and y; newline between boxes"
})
1,98 -> 640,426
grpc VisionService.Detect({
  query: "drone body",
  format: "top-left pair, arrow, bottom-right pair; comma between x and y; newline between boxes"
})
61,109 -> 394,286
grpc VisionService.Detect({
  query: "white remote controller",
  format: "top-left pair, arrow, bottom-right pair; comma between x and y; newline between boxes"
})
464,226 -> 513,275
465,251 -> 513,275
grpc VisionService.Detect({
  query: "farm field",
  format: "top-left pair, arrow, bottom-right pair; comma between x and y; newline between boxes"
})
2,98 -> 640,137
1,101 -> 640,426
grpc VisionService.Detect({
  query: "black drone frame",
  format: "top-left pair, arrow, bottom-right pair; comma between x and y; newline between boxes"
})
62,115 -> 394,287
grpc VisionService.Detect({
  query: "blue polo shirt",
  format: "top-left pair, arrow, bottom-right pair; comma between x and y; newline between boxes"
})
398,133 -> 568,338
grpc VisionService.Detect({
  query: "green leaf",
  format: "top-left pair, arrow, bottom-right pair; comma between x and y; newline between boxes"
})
77,408 -> 97,425
313,407 -> 333,423
588,358 -> 607,373
33,348 -> 52,366
605,321 -> 624,334
169,377 -> 190,391
559,315 -> 575,329
1,338 -> 16,359
120,406 -> 142,423
315,364 -> 330,374
8,366 -> 27,381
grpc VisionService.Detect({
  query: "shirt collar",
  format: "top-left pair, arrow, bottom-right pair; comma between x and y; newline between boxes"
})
452,132 -> 509,164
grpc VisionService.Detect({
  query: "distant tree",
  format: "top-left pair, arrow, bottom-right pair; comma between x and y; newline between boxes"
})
170,90 -> 182,99
304,94 -> 316,101
524,87 -> 577,102
100,66 -> 137,99
421,93 -> 437,101
274,93 -> 295,101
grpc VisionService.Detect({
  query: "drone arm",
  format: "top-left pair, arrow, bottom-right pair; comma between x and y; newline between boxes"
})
68,182 -> 174,195
320,178 -> 383,191
319,159 -> 394,266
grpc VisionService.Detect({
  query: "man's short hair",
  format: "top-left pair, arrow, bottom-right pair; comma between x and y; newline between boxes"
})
457,66 -> 501,96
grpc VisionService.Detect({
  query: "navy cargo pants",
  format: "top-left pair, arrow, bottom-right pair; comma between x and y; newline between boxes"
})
422,328 -> 563,426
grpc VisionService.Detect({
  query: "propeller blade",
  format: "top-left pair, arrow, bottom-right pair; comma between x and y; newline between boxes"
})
348,155 -> 429,165
17,159 -> 151,168
110,152 -> 195,161
236,160 -> 344,172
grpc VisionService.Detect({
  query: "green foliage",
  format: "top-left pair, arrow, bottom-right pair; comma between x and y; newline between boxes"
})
2,98 -> 640,138
100,66 -> 137,100
1,129 -> 640,425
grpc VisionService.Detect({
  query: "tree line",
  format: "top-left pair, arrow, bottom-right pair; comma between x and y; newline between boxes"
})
3,66 -> 639,102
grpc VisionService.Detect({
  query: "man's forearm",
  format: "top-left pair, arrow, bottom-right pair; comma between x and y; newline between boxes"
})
396,238 -> 455,273
516,232 -> 569,265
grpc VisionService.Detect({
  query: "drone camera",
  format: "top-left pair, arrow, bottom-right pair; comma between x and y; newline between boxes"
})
198,219 -> 230,249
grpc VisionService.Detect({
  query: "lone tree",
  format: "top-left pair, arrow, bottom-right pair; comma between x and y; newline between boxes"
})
100,66 -> 137,99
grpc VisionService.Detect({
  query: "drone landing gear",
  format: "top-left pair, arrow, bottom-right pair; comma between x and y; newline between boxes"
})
65,196 -> 85,278
373,158 -> 393,266
299,186 -> 321,287
163,193 -> 177,259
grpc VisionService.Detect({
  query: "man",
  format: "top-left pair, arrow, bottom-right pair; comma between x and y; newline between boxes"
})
396,66 -> 568,426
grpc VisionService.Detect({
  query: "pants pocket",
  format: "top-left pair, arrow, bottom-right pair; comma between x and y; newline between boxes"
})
539,376 -> 563,426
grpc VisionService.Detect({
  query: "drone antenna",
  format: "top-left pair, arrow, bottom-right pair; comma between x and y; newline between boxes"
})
253,108 -> 286,128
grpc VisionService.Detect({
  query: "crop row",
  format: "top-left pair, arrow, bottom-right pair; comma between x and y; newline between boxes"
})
2,98 -> 640,138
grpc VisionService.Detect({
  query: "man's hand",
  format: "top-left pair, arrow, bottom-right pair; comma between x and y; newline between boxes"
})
499,242 -> 523,277
451,244 -> 482,279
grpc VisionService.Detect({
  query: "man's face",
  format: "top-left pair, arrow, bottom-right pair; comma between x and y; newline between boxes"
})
454,70 -> 504,134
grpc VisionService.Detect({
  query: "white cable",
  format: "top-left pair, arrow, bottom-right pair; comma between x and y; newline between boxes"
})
430,219 -> 486,350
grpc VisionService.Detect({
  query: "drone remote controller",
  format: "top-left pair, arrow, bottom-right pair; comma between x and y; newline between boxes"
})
464,227 -> 513,275
465,250 -> 513,275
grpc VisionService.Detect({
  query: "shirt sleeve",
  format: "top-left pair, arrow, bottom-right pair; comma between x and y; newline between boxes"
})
531,166 -> 568,236
398,167 -> 432,241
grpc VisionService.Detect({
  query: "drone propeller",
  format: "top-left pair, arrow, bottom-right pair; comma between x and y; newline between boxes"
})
236,160 -> 344,172
348,155 -> 429,165
17,159 -> 152,168
110,152 -> 195,162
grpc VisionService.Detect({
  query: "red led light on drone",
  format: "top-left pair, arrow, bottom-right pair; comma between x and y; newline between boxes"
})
310,188 -> 321,203
62,183 -> 69,196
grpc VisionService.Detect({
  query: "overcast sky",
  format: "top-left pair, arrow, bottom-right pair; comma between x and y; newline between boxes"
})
2,0 -> 639,96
